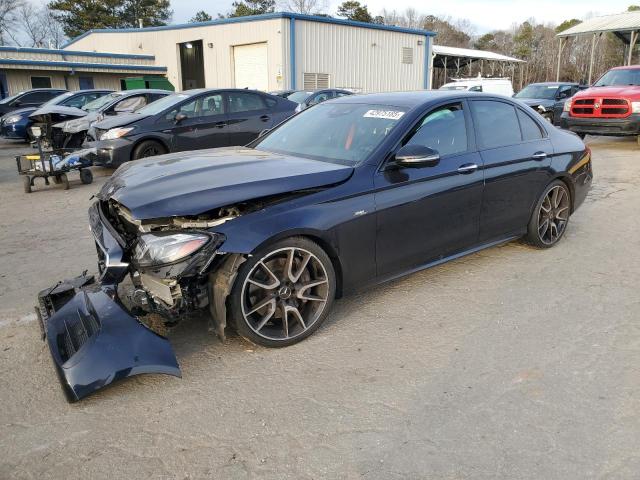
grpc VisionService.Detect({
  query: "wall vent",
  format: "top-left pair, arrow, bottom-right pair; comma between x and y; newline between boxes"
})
303,72 -> 330,90
401,47 -> 414,64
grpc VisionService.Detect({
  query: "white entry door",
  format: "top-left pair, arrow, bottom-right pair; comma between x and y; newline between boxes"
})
233,43 -> 268,91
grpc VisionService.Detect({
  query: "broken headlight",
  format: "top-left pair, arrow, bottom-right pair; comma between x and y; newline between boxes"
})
134,232 -> 211,267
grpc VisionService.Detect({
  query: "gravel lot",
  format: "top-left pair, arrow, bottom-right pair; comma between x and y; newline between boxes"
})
0,136 -> 638,479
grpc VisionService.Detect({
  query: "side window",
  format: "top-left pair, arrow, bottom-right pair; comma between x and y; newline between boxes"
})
471,100 -> 522,149
114,95 -> 147,113
404,103 -> 468,157
469,85 -> 483,92
312,92 -> 331,104
557,86 -> 572,100
166,98 -> 197,120
335,91 -> 351,98
264,96 -> 277,108
19,91 -> 51,104
227,92 -> 266,113
148,93 -> 167,103
198,93 -> 224,117
517,109 -> 543,141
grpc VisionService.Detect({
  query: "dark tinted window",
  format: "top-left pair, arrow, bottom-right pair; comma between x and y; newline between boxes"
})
166,93 -> 223,120
472,100 -> 521,149
228,92 -> 265,113
517,109 -> 543,141
20,91 -> 56,103
31,77 -> 52,88
404,103 -> 468,156
264,96 -> 277,108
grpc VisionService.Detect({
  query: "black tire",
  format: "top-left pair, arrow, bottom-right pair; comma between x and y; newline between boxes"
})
79,168 -> 93,185
525,180 -> 571,249
59,173 -> 70,190
132,140 -> 166,160
22,176 -> 31,194
229,236 -> 336,348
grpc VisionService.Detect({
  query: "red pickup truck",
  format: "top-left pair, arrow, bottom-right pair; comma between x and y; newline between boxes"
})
560,65 -> 640,144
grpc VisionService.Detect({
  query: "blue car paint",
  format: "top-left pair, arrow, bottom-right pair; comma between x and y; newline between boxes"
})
0,107 -> 37,139
39,91 -> 592,401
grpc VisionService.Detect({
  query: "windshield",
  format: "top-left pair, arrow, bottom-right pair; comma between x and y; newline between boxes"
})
82,92 -> 122,111
594,68 -> 640,87
136,93 -> 189,116
286,91 -> 314,104
254,103 -> 407,166
515,84 -> 559,99
0,92 -> 23,104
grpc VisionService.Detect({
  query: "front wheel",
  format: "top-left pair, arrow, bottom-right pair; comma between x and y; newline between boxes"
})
525,180 -> 571,248
229,237 -> 336,347
132,140 -> 166,160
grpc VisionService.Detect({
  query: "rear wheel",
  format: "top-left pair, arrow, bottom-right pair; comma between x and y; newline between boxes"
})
132,140 -> 166,160
525,180 -> 571,248
230,237 -> 336,348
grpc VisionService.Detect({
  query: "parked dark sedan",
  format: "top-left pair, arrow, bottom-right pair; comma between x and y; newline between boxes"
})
514,82 -> 584,125
37,91 -> 592,401
0,88 -> 67,117
0,90 -> 112,141
85,88 -> 297,166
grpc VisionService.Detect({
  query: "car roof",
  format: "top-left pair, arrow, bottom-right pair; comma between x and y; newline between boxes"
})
118,89 -> 171,95
20,88 -> 67,93
527,82 -> 578,86
177,88 -> 272,97
610,65 -> 640,70
331,90 -> 504,109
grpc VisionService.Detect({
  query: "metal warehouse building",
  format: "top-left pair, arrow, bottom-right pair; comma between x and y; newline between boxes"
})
62,13 -> 436,93
0,46 -> 167,97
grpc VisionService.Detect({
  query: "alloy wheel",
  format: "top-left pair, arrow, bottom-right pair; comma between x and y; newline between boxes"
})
537,185 -> 570,245
241,247 -> 330,341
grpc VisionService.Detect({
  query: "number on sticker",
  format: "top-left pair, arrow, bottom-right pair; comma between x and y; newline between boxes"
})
363,110 -> 405,120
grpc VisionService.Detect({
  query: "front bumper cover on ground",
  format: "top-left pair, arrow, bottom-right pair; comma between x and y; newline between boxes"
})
36,274 -> 180,402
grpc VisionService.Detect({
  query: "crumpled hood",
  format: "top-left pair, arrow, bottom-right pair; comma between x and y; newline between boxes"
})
29,105 -> 87,123
520,98 -> 556,109
92,112 -> 147,130
577,85 -> 640,98
57,111 -> 100,133
98,147 -> 354,220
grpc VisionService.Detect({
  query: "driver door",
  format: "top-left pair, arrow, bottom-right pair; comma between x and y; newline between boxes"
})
374,101 -> 484,279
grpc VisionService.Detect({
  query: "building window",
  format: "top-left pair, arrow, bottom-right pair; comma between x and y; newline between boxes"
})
79,76 -> 94,89
401,47 -> 414,65
31,76 -> 52,88
303,73 -> 330,90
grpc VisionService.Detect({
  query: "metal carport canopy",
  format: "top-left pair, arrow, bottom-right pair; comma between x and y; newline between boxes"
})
555,11 -> 640,81
432,45 -> 524,68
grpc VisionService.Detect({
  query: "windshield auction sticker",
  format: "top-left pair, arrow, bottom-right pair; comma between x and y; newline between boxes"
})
363,110 -> 405,120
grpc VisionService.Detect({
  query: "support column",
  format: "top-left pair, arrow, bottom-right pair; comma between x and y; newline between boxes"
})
556,37 -> 566,81
629,31 -> 638,66
443,56 -> 448,84
588,33 -> 597,85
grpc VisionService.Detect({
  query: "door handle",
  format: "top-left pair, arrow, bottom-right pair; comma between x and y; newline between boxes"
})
215,121 -> 227,128
457,163 -> 478,174
532,152 -> 547,160
260,115 -> 270,122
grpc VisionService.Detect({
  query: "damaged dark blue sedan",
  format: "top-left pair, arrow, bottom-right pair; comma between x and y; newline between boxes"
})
37,91 -> 593,401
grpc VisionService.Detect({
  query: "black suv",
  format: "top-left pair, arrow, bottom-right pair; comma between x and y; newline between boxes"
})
514,82 -> 584,125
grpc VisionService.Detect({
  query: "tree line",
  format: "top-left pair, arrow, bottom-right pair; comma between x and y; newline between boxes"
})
0,0 -> 638,87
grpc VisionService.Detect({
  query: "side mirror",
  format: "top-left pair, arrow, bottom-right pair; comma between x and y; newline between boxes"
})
258,128 -> 270,138
174,112 -> 187,124
395,144 -> 440,168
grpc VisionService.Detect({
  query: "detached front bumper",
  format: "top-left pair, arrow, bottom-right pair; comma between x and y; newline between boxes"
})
36,202 -> 181,401
560,113 -> 640,136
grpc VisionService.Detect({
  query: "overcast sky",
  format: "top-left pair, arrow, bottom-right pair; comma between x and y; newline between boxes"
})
170,0 -> 635,33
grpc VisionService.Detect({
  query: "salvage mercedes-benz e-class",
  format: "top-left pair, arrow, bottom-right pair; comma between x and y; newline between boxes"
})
37,91 -> 592,401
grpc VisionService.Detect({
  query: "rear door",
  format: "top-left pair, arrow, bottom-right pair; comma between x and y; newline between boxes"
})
226,91 -> 274,145
470,99 -> 553,242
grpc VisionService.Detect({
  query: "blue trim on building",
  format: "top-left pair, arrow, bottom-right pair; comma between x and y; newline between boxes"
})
0,58 -> 167,72
0,46 -> 155,60
290,17 -> 296,90
62,12 -> 436,48
424,35 -> 431,89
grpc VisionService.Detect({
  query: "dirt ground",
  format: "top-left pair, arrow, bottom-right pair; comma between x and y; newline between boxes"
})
0,135 -> 638,479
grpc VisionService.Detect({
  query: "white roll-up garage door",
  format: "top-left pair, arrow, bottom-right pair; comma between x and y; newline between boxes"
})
233,43 -> 268,91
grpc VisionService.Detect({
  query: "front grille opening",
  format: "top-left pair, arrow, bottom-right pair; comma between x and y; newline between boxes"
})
56,309 -> 101,363
602,98 -> 627,105
602,108 -> 628,115
573,108 -> 593,114
575,99 -> 595,105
